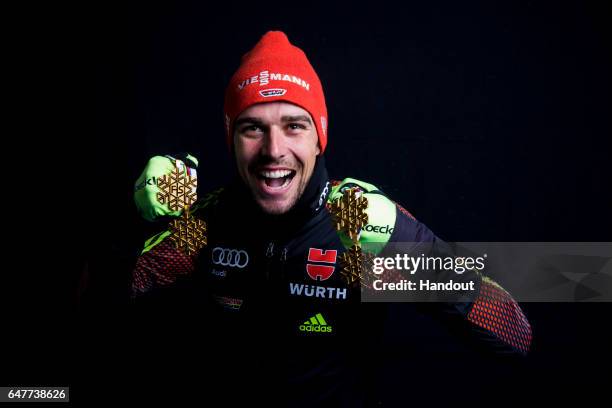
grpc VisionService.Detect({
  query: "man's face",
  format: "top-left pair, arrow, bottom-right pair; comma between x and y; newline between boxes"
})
233,102 -> 320,215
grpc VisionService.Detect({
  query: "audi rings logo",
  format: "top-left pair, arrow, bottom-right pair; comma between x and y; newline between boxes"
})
212,247 -> 250,269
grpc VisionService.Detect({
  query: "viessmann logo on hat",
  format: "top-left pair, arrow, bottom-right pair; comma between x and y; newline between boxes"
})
237,70 -> 310,91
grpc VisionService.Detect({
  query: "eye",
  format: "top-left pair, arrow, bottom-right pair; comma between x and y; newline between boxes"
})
288,123 -> 307,131
240,125 -> 264,135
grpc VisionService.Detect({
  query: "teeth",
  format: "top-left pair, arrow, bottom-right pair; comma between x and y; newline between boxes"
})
260,170 -> 292,179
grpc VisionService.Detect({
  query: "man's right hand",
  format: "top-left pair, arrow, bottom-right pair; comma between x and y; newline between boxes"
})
134,154 -> 199,222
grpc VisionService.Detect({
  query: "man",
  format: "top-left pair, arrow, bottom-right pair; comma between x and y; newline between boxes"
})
132,31 -> 531,406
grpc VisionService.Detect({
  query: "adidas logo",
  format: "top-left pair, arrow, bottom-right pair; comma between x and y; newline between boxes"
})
299,313 -> 333,333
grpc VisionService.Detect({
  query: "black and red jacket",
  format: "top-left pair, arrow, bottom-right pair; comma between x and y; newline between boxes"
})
131,156 -> 532,405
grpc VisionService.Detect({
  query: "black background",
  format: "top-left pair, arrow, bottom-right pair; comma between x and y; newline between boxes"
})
9,0 -> 612,405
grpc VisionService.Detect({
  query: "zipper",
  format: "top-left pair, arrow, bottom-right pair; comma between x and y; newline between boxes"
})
279,246 -> 288,281
280,247 -> 288,262
265,241 -> 275,281
264,241 -> 290,281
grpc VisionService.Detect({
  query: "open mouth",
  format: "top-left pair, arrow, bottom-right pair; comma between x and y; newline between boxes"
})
256,169 -> 297,190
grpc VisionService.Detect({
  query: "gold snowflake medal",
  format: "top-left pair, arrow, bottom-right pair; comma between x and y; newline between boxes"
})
157,160 -> 207,256
330,187 -> 374,287
338,244 -> 378,288
330,187 -> 368,242
157,160 -> 198,212
168,205 -> 207,256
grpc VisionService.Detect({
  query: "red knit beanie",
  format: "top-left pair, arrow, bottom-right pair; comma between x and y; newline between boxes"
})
224,31 -> 328,152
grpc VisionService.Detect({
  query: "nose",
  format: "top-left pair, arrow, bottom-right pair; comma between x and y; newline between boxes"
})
261,125 -> 286,159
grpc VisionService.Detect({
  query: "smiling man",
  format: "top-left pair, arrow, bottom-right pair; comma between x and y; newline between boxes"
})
131,31 -> 532,406
233,102 -> 320,215
220,30 -> 330,219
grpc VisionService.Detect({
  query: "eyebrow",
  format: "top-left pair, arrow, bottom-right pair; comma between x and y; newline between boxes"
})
234,117 -> 265,127
234,115 -> 313,127
281,115 -> 312,124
